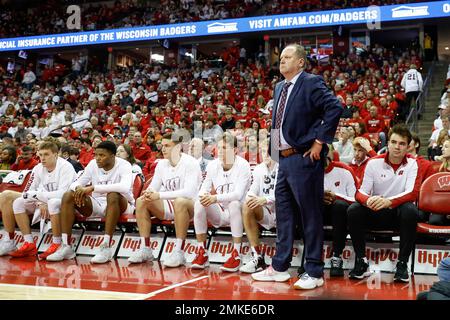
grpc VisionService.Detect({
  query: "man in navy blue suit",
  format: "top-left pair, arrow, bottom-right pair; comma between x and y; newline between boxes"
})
252,44 -> 343,289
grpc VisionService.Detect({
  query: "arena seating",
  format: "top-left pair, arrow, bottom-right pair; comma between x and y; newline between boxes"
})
417,172 -> 450,235
0,0 -> 427,38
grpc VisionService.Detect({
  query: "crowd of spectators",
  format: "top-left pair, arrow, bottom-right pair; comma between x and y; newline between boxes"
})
0,0 -> 428,38
263,0 -> 425,16
0,43 -> 449,226
0,0 -> 263,38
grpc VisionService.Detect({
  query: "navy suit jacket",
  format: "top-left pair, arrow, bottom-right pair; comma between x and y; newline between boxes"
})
270,71 -> 343,154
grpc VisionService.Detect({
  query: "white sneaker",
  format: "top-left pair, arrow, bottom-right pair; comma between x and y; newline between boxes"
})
0,240 -> 17,256
251,266 -> 291,282
46,244 -> 76,262
128,247 -> 154,264
163,250 -> 186,267
91,243 -> 113,264
239,254 -> 267,273
293,273 -> 324,290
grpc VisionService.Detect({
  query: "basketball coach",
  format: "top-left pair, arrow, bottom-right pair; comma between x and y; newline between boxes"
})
252,44 -> 343,290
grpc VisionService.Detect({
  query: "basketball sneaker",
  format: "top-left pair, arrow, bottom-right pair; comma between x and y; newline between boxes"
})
220,249 -> 241,272
293,272 -> 324,290
394,260 -> 410,282
9,242 -> 37,258
38,243 -> 61,260
163,250 -> 186,268
330,256 -> 344,277
191,247 -> 209,269
91,243 -> 113,264
0,239 -> 17,256
239,253 -> 267,273
128,247 -> 154,264
251,265 -> 291,282
349,258 -> 371,279
46,244 -> 76,262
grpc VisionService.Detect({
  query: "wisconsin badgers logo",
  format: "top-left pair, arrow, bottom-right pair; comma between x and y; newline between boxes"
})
335,181 -> 340,187
216,183 -> 233,194
398,170 -> 404,176
437,175 -> 450,189
163,177 -> 181,191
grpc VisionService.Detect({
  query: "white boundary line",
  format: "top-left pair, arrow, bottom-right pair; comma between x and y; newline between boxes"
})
137,275 -> 209,300
0,283 -> 147,299
0,275 -> 209,300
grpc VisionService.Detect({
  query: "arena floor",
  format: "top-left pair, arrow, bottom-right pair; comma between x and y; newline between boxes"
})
0,256 -> 438,300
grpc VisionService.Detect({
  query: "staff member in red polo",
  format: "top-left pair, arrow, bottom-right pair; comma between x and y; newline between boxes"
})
347,124 -> 422,283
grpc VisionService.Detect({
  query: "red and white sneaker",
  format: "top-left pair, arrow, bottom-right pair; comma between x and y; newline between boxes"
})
220,249 -> 241,272
38,243 -> 61,260
9,242 -> 37,258
191,247 -> 209,269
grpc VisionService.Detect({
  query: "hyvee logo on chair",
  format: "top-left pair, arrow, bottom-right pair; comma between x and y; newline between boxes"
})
81,235 -> 117,249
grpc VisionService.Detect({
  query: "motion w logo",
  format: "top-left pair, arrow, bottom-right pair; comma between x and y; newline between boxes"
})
164,177 -> 181,191
216,183 -> 233,194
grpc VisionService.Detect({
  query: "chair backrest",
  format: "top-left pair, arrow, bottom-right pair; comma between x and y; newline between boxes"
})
0,171 -> 32,193
418,172 -> 450,215
133,174 -> 145,200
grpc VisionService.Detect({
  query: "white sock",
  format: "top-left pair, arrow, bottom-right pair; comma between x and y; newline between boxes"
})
24,234 -> 33,243
233,242 -> 241,253
4,232 -> 10,241
174,238 -> 184,252
53,236 -> 62,244
103,234 -> 111,247
62,233 -> 69,245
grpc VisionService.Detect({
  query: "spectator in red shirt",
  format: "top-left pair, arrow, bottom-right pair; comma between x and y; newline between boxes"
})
131,131 -> 152,165
10,145 -> 39,171
379,97 -> 396,121
78,138 -> 95,167
364,105 -> 387,148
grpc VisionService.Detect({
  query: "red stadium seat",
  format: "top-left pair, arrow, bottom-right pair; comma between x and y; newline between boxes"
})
0,171 -> 32,193
133,174 -> 144,200
416,172 -> 450,235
